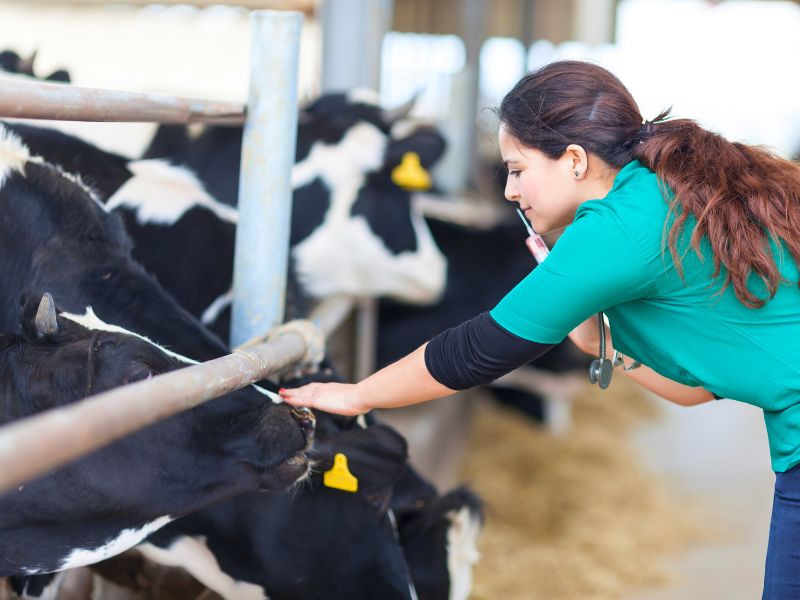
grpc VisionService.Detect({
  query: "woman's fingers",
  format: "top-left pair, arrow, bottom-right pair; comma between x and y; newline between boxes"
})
278,383 -> 364,416
278,384 -> 319,407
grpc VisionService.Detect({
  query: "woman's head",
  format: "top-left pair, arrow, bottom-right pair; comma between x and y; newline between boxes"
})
497,61 -> 646,232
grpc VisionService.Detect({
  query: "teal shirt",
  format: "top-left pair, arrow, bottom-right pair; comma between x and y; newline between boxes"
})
491,160 -> 800,472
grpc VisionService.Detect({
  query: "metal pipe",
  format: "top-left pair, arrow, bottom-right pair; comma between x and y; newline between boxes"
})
0,78 -> 245,124
231,9 -> 302,348
354,297 -> 378,381
321,0 -> 393,92
0,331 -> 308,495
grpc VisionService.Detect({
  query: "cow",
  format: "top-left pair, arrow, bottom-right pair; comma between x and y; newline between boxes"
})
0,293 -> 313,597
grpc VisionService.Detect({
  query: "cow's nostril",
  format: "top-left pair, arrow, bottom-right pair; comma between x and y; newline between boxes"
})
291,407 -> 316,430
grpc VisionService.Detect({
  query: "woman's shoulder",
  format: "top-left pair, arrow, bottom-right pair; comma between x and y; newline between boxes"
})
576,160 -> 671,260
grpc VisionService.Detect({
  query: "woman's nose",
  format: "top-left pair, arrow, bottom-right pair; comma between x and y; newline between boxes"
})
504,180 -> 519,202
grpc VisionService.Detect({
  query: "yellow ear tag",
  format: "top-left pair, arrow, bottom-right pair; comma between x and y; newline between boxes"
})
391,152 -> 432,191
323,453 -> 358,493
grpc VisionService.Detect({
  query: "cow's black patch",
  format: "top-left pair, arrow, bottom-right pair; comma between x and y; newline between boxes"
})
290,177 -> 330,246
3,122 -> 132,200
350,185 -> 417,255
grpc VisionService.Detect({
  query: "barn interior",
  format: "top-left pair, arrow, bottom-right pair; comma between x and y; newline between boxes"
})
0,0 -> 798,599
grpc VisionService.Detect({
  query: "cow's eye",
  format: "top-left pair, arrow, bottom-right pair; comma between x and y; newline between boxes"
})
126,367 -> 154,384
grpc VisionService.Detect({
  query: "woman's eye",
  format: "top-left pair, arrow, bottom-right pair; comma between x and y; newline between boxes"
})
509,170 -> 521,179
126,368 -> 154,384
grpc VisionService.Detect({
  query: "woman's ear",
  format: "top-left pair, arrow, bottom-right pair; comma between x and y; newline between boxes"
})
563,144 -> 589,180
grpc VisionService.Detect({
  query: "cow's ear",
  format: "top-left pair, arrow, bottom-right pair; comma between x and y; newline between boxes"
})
385,126 -> 447,173
382,93 -> 418,125
311,424 -> 408,508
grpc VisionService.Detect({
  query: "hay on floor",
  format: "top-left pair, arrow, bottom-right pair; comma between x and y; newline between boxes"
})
461,378 -> 711,600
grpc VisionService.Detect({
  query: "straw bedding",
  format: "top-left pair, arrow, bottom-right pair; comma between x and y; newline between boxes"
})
461,379 -> 711,600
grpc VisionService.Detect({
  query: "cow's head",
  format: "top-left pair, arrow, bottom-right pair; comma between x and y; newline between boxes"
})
0,292 -> 314,577
291,91 -> 448,305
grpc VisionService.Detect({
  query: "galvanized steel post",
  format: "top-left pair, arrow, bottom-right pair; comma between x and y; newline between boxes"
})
231,9 -> 302,348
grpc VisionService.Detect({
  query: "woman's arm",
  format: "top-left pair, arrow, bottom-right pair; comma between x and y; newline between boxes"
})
569,316 -> 714,406
280,312 -> 554,415
279,344 -> 454,416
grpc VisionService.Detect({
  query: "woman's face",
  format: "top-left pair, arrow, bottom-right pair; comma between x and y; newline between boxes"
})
498,126 -> 583,234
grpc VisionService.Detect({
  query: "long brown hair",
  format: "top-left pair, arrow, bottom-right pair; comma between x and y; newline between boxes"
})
498,60 -> 800,308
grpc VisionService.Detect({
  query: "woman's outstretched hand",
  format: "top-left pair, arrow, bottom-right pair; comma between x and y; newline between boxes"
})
278,382 -> 368,416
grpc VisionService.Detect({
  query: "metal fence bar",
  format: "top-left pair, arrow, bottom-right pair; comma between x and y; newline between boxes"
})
231,9 -> 302,347
0,78 -> 245,124
0,331 -> 309,495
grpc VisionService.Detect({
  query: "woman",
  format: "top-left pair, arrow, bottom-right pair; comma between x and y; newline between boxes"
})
280,60 -> 800,597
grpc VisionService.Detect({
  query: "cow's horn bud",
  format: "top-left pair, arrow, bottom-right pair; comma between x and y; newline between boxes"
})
383,93 -> 418,124
34,292 -> 58,338
19,49 -> 38,75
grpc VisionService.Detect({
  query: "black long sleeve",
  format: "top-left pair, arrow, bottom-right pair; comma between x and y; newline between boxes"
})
424,311 -> 554,391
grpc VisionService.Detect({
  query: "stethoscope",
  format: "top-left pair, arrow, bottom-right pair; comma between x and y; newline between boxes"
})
516,209 -> 640,390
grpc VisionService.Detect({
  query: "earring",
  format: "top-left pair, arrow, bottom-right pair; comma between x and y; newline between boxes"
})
574,171 -> 580,178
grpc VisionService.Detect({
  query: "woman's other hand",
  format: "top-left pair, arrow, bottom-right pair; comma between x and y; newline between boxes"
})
279,382 -> 368,416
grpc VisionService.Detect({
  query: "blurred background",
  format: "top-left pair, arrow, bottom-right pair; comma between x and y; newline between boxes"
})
1,0 -> 798,598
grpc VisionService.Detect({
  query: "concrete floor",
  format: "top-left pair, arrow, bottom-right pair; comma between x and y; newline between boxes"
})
627,395 -> 774,600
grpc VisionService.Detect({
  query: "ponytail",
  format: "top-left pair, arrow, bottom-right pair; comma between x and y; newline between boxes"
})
634,115 -> 800,307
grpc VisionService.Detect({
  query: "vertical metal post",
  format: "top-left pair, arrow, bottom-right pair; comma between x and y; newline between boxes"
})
354,297 -> 378,381
231,10 -> 302,348
320,0 -> 393,92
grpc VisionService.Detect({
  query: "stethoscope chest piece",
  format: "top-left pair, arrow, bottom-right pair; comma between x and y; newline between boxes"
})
589,357 -> 613,389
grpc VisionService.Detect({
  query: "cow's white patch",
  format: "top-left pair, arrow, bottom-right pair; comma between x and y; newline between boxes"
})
293,209 -> 446,303
201,289 -> 233,326
61,307 -> 284,403
138,537 -> 267,600
58,516 -> 173,571
446,507 -> 481,600
291,122 -> 385,192
60,307 -> 198,366
106,159 -> 238,226
0,125 -> 30,187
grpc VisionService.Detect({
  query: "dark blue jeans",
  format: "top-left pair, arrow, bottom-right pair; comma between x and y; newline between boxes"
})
763,464 -> 800,599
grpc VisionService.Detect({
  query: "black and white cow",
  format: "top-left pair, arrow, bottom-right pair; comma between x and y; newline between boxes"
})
0,294 -> 313,596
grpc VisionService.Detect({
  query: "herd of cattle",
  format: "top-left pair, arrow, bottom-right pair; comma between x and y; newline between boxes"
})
0,51 -> 589,599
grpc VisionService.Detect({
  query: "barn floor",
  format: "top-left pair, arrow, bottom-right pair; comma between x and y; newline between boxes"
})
380,377 -> 774,600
